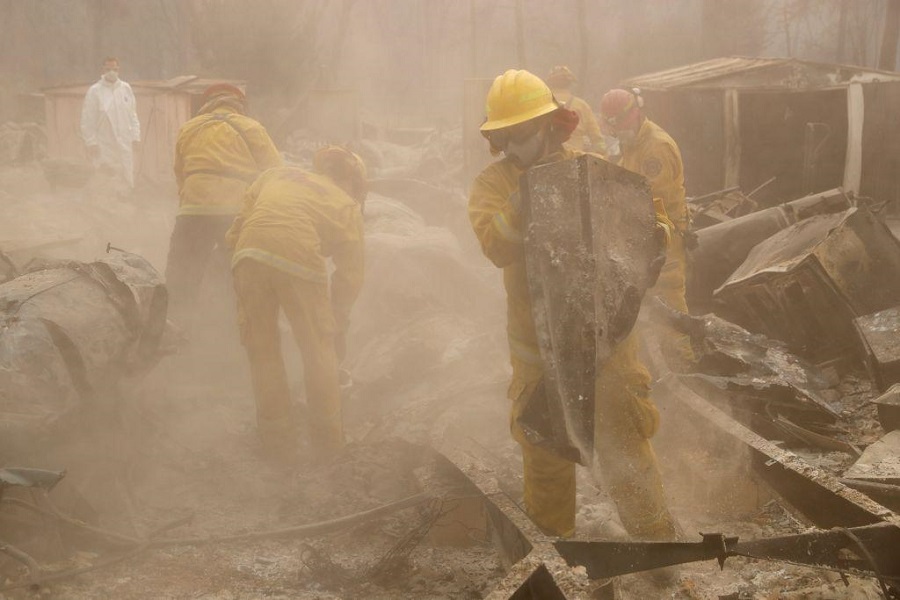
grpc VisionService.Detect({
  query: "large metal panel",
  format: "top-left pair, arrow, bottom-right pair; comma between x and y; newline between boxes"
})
855,306 -> 900,392
714,208 -> 900,362
519,155 -> 659,464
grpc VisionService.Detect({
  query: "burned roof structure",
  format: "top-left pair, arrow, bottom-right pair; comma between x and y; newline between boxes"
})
622,57 -> 900,208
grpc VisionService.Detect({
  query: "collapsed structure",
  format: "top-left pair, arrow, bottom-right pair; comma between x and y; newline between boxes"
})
2,55 -> 900,599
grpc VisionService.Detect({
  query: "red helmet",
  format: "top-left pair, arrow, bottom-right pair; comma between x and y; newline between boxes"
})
202,83 -> 246,101
599,88 -> 642,133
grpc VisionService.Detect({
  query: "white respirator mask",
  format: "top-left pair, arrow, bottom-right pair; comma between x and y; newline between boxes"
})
103,71 -> 119,83
505,128 -> 546,169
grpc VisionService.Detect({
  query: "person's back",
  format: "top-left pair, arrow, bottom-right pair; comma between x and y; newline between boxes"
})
226,149 -> 367,464
165,84 -> 282,324
174,99 -> 281,217
230,167 -> 364,282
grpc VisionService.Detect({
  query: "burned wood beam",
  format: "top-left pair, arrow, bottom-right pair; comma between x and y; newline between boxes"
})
435,449 -> 592,599
656,372 -> 897,529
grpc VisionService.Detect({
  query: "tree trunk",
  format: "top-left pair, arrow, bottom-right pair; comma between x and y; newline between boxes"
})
878,0 -> 900,71
515,0 -> 525,69
577,0 -> 588,91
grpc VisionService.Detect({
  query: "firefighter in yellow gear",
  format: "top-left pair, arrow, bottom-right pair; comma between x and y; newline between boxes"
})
166,83 -> 283,323
225,147 -> 366,462
600,88 -> 694,372
469,69 -> 678,540
546,66 -> 605,154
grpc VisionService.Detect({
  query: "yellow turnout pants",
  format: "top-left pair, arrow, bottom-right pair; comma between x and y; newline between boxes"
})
646,234 -> 694,371
233,259 -> 344,456
510,332 -> 677,539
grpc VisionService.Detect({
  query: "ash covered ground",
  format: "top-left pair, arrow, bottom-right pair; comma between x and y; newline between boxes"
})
0,137 -> 888,598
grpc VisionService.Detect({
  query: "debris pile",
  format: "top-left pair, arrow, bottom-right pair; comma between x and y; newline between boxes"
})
0,253 -> 168,455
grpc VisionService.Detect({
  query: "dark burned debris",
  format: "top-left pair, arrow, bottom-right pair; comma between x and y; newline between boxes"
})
0,252 -> 169,455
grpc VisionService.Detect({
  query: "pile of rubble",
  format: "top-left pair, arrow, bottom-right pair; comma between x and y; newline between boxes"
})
679,184 -> 900,505
2,118 -> 900,597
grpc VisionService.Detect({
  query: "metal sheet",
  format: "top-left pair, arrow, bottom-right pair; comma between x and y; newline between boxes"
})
519,155 -> 658,464
855,306 -> 900,392
623,57 -> 900,92
845,431 -> 900,485
0,253 -> 167,451
714,207 -> 900,362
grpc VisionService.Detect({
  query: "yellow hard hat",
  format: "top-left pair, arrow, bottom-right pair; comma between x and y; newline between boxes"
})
481,69 -> 559,132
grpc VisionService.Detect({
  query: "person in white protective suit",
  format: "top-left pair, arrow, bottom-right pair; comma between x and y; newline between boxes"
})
80,57 -> 141,188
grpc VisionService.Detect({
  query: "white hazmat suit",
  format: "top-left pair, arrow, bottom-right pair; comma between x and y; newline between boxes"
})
80,76 -> 141,187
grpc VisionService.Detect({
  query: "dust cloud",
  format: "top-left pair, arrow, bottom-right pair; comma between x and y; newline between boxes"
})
1,1 -> 898,599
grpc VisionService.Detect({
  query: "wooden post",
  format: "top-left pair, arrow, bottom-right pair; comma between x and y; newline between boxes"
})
843,83 -> 864,195
723,89 -> 741,189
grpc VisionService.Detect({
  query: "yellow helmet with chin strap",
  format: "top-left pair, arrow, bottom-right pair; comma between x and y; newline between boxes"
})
480,69 -> 559,133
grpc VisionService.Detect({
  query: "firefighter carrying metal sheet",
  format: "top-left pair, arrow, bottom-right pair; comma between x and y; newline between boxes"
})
468,69 -> 678,541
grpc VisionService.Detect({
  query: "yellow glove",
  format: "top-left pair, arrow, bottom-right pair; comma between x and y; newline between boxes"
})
653,197 -> 674,248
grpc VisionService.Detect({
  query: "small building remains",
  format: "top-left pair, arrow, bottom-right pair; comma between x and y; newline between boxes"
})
41,76 -> 246,184
623,57 -> 900,208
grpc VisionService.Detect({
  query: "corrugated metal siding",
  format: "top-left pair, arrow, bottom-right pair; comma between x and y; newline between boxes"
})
624,57 -> 900,91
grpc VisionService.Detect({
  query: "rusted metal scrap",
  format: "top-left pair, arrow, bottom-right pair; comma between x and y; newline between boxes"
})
518,154 -> 660,465
0,252 -> 168,452
555,523 -> 900,588
651,301 -> 839,424
439,440 -> 900,598
873,384 -> 900,432
714,207 -> 900,364
845,431 -> 900,486
688,188 -> 852,308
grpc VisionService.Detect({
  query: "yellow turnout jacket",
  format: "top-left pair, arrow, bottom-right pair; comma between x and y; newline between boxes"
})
174,107 -> 282,216
226,167 -> 365,332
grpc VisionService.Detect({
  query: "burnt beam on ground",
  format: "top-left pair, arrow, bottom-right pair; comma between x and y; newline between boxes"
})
433,449 -> 592,599
656,372 -> 899,529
